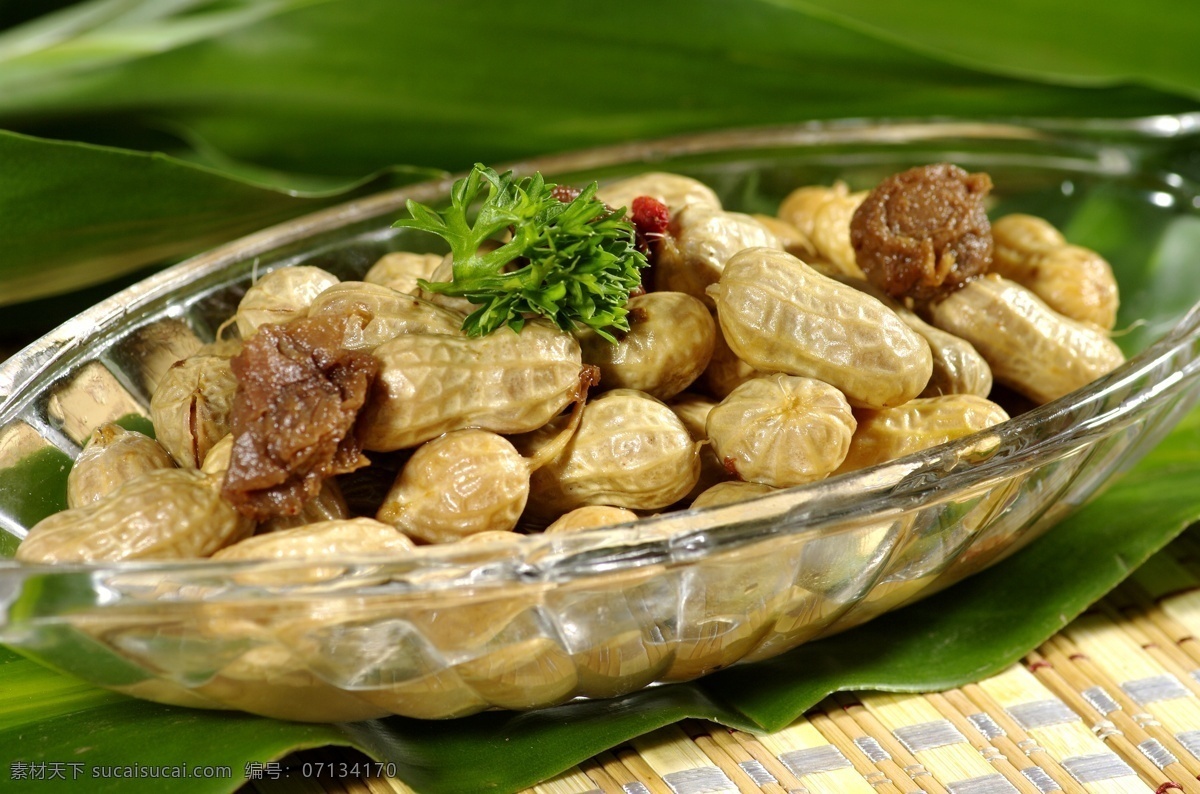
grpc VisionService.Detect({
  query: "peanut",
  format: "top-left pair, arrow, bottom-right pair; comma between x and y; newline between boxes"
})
668,392 -> 732,500
904,309 -> 993,398
832,274 -> 992,398
706,373 -> 855,487
200,433 -> 233,475
752,214 -> 819,261
928,274 -> 1125,404
578,292 -> 715,400
212,517 -> 413,561
699,324 -> 763,399
196,337 -> 243,359
67,423 -> 175,508
235,266 -> 339,338
991,214 -> 1119,329
690,480 -> 778,509
544,506 -> 639,534
307,281 -> 465,349
777,182 -> 867,278
595,172 -> 722,215
151,354 -> 238,468
836,395 -> 1009,474
457,530 -> 524,545
525,389 -> 701,518
657,205 -> 781,308
17,469 -> 251,563
360,321 -> 584,451
376,429 -> 531,543
708,248 -> 932,408
364,251 -> 443,295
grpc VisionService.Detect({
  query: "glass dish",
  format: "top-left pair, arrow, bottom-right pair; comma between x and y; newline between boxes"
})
2,117 -> 1200,722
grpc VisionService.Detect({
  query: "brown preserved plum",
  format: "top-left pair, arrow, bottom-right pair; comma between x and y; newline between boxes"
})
850,163 -> 993,300
222,314 -> 379,520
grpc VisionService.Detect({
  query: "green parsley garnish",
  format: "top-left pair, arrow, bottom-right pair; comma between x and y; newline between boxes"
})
395,164 -> 647,342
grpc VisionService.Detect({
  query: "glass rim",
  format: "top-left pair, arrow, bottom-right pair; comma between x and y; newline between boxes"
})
3,113 -> 1200,596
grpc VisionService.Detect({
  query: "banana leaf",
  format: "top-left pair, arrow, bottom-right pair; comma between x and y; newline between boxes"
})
0,129 -> 441,306
775,0 -> 1200,97
1,0 -> 1199,303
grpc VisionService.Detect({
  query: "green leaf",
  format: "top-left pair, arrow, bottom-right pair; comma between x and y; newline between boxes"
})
407,165 -> 645,338
770,0 -> 1200,98
1,0 -> 1194,178
0,129 -> 440,306
0,646 -> 354,793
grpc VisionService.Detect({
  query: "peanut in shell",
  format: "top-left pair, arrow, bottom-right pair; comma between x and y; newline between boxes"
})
360,321 -> 584,451
836,395 -> 1010,474
706,373 -> 856,488
928,274 -> 1125,405
67,423 -> 175,508
708,247 -> 932,409
18,469 -> 251,563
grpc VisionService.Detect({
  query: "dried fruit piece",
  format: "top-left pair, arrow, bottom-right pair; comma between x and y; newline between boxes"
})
259,480 -> 350,533
630,195 -> 670,255
67,423 -> 175,508
18,469 -> 251,563
222,314 -> 379,521
851,163 -> 993,300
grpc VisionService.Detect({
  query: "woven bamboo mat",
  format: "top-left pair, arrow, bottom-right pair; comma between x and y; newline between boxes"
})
245,527 -> 1200,794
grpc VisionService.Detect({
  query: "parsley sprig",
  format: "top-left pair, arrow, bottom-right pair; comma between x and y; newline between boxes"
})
396,164 -> 647,342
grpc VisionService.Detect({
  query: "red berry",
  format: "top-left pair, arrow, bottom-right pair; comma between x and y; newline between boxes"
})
631,195 -> 670,238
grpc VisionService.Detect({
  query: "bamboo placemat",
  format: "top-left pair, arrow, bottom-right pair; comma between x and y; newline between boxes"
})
247,526 -> 1200,794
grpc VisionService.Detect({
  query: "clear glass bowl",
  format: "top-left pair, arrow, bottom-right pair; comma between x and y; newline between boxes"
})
2,117 -> 1200,722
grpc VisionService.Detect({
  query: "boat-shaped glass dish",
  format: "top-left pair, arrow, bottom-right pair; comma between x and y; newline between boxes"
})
2,117 -> 1200,722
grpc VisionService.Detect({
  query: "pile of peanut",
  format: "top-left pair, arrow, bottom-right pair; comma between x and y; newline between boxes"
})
15,167 -> 1126,567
